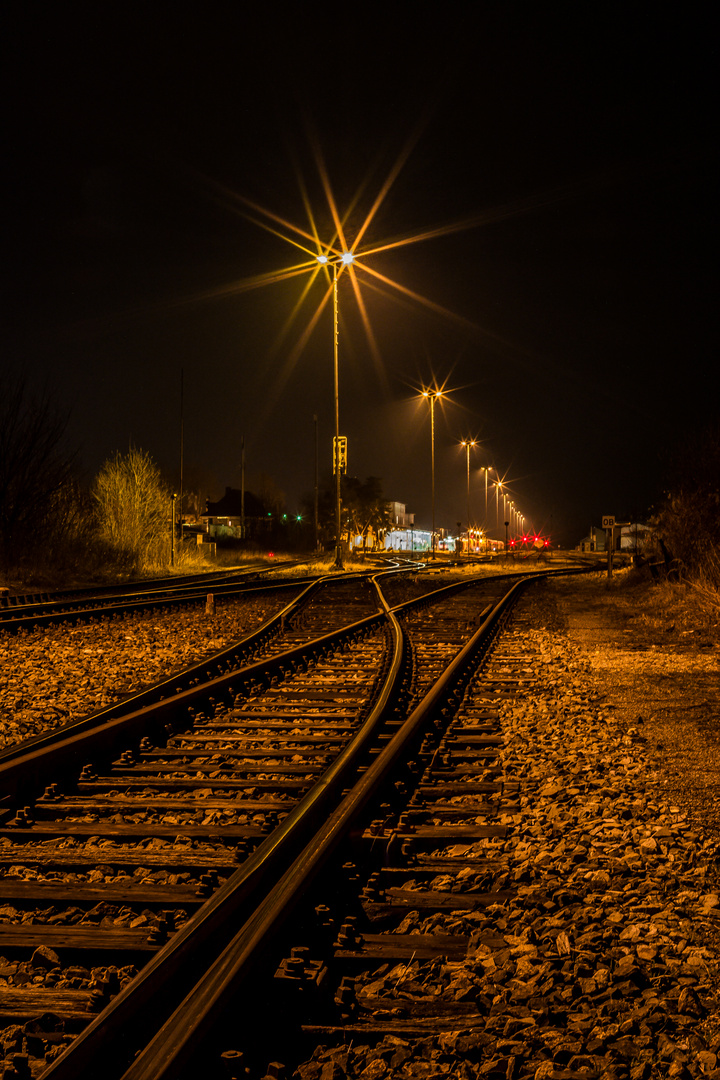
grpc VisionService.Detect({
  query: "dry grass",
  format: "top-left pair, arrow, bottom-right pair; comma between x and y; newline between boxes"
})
640,575 -> 718,640
575,565 -> 720,647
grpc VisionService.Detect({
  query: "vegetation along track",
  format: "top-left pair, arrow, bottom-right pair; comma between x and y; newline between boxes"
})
0,568 -> 578,1077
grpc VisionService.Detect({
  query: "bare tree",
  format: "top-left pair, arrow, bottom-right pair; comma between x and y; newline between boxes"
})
0,376 -> 75,574
93,448 -> 170,572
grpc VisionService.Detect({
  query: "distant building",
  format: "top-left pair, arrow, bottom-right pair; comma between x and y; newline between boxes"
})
383,527 -> 433,552
576,522 -> 653,553
381,502 -> 430,550
577,525 -> 607,552
386,501 -> 414,529
201,486 -> 269,539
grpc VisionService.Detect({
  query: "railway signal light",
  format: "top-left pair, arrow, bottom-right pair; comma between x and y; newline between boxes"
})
334,436 -> 347,474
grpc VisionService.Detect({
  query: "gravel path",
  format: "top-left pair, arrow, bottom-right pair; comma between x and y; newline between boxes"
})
549,573 -> 720,842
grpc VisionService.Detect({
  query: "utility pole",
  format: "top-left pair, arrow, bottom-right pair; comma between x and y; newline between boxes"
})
171,493 -> 178,567
313,414 -> 319,551
179,369 -> 184,538
241,435 -> 245,539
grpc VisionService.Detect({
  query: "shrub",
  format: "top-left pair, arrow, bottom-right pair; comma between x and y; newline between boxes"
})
93,448 -> 171,573
656,425 -> 720,595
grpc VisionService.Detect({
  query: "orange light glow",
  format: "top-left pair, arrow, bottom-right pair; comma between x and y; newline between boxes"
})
184,130 -> 562,382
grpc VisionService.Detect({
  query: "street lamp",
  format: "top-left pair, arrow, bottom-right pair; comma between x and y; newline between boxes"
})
170,493 -> 178,567
318,251 -> 354,569
461,440 -> 477,555
422,389 -> 443,557
495,479 -> 503,539
480,466 -> 490,551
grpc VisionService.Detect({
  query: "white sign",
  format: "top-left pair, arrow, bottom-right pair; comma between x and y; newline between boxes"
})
601,515 -> 615,529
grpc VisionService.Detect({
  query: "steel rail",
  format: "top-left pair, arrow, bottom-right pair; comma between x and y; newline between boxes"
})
0,567 -> 410,765
0,574 -> 317,633
0,555 -> 410,631
0,551 -> 406,618
37,577 -> 406,1080
111,575 -> 532,1080
0,557 -> 316,610
35,575 -> 530,1079
0,609 -> 391,806
0,566 -> 577,770
0,579 -> 320,766
1,567 -> 581,1078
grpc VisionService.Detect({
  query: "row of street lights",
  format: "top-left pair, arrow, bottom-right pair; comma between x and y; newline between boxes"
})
315,249 -> 528,564
423,394 -> 527,555
242,176 -> 538,566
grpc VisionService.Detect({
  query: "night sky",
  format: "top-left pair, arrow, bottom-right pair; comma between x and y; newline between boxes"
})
5,7 -> 716,545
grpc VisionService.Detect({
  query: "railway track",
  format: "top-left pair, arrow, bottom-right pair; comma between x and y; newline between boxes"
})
108,572 -> 717,1080
0,573 -> 391,764
0,558 -> 322,634
0,556 -> 317,605
0,567 -> 591,1078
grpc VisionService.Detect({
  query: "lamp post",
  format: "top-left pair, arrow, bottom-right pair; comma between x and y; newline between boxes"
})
495,480 -> 503,541
461,440 -> 476,555
481,467 -> 490,551
422,389 -> 443,557
170,493 -> 178,568
318,251 -> 354,569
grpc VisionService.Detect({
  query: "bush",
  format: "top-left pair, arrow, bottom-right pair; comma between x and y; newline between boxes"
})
656,426 -> 720,596
93,448 -> 171,573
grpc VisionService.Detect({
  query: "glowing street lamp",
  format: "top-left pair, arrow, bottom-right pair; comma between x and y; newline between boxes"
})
479,466 -> 490,550
461,440 -> 477,555
233,171 -> 482,570
495,479 -> 504,538
317,251 -> 354,569
422,389 -> 443,557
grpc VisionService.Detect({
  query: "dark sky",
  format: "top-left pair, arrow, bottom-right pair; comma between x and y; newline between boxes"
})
4,7 -> 716,544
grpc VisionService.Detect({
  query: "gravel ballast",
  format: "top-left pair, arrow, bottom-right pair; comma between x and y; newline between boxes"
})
295,574 -> 720,1079
1,569 -> 718,1077
0,594 -> 287,751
